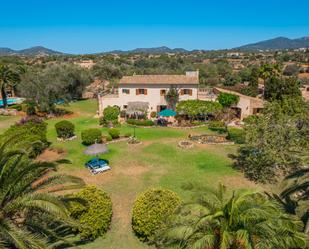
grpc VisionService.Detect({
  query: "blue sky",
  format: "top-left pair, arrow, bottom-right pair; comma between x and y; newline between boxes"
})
1,0 -> 308,54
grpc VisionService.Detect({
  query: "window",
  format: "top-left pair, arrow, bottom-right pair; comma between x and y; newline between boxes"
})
123,105 -> 128,109
122,89 -> 130,94
160,89 -> 166,96
136,89 -> 147,95
181,89 -> 193,95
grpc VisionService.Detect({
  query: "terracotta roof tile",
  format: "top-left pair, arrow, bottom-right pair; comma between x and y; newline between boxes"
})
119,74 -> 199,84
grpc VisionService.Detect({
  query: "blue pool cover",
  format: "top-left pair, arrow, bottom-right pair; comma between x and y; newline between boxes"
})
0,98 -> 23,107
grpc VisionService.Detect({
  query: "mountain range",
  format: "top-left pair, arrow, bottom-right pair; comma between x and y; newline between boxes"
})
234,37 -> 309,51
106,46 -> 189,54
0,46 -> 63,56
0,36 -> 308,55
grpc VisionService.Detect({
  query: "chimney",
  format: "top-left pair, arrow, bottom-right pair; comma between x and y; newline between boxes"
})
186,70 -> 199,77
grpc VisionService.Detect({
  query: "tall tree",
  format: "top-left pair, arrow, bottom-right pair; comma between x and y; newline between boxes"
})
259,63 -> 281,83
235,97 -> 309,183
264,76 -> 301,101
157,184 -> 306,249
0,64 -> 20,108
0,135 -> 85,248
247,67 -> 259,96
19,64 -> 91,113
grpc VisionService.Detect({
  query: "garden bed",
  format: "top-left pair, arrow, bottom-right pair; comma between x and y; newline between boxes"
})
189,134 -> 234,145
105,137 -> 130,145
56,135 -> 77,142
178,140 -> 194,149
127,136 -> 142,145
168,124 -> 207,129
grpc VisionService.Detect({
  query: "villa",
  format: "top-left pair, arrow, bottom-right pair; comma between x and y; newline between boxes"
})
98,71 -> 265,120
213,87 -> 265,120
98,71 -> 199,116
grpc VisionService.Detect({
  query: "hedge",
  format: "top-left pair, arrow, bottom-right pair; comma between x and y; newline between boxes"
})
108,128 -> 120,139
69,186 -> 112,240
55,120 -> 75,139
227,127 -> 245,144
208,121 -> 226,133
81,128 -> 102,145
132,188 -> 181,241
126,119 -> 154,126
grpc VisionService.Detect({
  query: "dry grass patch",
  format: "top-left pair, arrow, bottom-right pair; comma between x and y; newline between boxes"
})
36,149 -> 63,162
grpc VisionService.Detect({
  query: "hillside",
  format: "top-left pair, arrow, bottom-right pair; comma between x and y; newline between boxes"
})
235,36 -> 309,51
106,46 -> 189,54
0,46 -> 63,56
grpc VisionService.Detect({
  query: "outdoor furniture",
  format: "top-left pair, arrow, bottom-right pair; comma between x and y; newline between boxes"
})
156,118 -> 168,126
84,143 -> 110,174
85,159 -> 111,174
85,158 -> 109,167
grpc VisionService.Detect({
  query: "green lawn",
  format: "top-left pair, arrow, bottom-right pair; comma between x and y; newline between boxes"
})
0,115 -> 20,133
2,99 -> 260,249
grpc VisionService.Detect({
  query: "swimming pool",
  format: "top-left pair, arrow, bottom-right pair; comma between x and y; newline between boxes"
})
0,98 -> 24,107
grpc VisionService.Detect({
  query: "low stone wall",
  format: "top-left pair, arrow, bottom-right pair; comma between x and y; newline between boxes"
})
56,135 -> 77,142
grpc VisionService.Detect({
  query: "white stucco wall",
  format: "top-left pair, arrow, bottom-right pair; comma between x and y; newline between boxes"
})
236,97 -> 252,119
99,83 -> 198,115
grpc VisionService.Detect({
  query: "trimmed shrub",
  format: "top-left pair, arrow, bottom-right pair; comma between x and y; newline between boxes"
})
132,188 -> 181,241
55,120 -> 75,139
102,134 -> 112,143
81,128 -> 102,145
150,111 -> 157,118
99,117 -> 119,127
227,127 -> 245,144
69,186 -> 112,240
208,121 -> 226,133
108,128 -> 120,139
101,106 -> 120,126
126,119 -> 154,126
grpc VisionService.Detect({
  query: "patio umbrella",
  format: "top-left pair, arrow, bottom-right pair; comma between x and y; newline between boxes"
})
158,109 -> 177,117
84,143 -> 109,156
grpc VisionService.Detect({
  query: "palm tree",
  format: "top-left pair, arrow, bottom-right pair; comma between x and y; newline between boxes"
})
0,64 -> 20,108
0,136 -> 85,248
259,63 -> 281,97
271,168 -> 309,234
259,63 -> 281,81
158,184 -> 306,249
